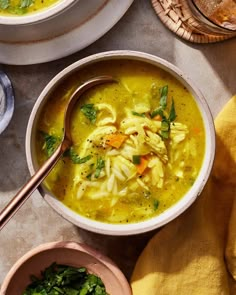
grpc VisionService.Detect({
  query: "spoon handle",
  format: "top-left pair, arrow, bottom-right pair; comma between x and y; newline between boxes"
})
0,140 -> 70,231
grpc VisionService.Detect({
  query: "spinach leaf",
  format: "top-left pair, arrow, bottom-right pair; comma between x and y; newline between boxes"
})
7,6 -> 27,14
153,199 -> 159,211
81,104 -> 97,124
161,119 -> 170,139
86,173 -> 92,180
159,85 -> 168,110
20,0 -> 33,8
86,164 -> 95,180
131,111 -> 146,118
0,0 -> 9,9
94,157 -> 105,178
169,99 -> 177,122
150,85 -> 177,139
41,132 -> 59,157
132,155 -> 141,165
150,85 -> 168,120
65,148 -> 92,164
23,263 -> 108,295
150,107 -> 164,119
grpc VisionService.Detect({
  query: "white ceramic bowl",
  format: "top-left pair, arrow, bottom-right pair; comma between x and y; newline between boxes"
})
0,241 -> 132,295
26,50 -> 215,236
0,0 -> 78,26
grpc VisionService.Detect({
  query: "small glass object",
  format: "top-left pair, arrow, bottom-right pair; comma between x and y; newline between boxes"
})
0,71 -> 14,134
188,0 -> 236,35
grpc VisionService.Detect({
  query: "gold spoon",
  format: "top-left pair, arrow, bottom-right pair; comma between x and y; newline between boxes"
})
0,76 -> 116,230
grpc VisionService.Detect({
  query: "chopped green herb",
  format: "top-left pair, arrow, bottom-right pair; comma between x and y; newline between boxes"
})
150,107 -> 164,119
161,119 -> 170,139
86,173 -> 92,180
7,6 -> 27,14
94,157 -> 105,178
41,132 -> 59,157
132,155 -> 141,165
161,120 -> 170,132
20,0 -> 33,8
169,99 -> 177,122
0,0 -> 34,14
131,111 -> 146,118
81,104 -> 97,124
159,85 -> 168,110
153,199 -> 159,211
23,263 -> 108,295
65,148 -> 92,164
161,131 -> 169,139
150,86 -> 177,139
0,0 -> 9,9
86,164 -> 95,180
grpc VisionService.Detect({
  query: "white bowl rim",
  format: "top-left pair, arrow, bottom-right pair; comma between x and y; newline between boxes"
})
0,0 -> 77,25
25,50 -> 215,236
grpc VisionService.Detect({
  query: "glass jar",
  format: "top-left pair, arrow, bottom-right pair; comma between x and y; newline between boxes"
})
0,71 -> 14,134
187,0 -> 236,35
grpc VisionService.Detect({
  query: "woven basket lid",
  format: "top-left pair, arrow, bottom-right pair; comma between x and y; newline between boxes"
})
151,0 -> 236,43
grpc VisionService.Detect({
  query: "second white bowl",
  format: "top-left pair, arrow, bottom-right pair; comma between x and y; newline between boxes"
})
0,0 -> 78,26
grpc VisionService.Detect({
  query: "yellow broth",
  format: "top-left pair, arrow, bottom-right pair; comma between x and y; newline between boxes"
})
36,60 -> 205,224
0,0 -> 59,16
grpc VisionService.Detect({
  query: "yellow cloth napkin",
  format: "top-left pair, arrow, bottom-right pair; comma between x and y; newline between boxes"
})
131,96 -> 236,295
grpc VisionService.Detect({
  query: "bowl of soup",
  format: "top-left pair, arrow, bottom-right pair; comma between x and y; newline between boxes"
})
0,0 -> 78,25
25,50 -> 215,235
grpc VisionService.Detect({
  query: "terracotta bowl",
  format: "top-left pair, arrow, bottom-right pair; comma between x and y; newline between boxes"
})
0,241 -> 132,295
25,50 -> 215,236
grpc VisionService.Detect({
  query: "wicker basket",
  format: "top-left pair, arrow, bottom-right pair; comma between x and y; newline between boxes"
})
151,0 -> 236,43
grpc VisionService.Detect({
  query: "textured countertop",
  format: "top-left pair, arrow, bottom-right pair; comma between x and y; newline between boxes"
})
0,0 -> 236,286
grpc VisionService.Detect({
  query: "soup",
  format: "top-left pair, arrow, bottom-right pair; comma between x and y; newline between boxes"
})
0,0 -> 59,16
36,60 -> 205,224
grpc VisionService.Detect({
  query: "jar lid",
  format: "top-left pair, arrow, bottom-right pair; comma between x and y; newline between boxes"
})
0,71 -> 14,134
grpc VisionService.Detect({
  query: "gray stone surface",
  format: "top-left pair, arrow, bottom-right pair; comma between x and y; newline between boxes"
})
0,0 -> 236,286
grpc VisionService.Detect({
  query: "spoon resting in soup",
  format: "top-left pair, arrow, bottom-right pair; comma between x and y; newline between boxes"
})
36,60 -> 205,224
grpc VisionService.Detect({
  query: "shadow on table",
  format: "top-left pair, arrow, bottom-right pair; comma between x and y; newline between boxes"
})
76,227 -> 160,279
190,39 -> 236,96
0,92 -> 31,192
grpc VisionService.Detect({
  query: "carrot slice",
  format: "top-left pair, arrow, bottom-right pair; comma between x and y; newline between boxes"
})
105,133 -> 127,149
136,157 -> 148,175
153,114 -> 162,121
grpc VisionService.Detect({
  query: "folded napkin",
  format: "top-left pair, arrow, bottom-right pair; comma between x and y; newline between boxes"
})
131,96 -> 236,295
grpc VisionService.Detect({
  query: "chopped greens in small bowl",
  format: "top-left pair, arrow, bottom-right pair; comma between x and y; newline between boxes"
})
23,263 -> 109,295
